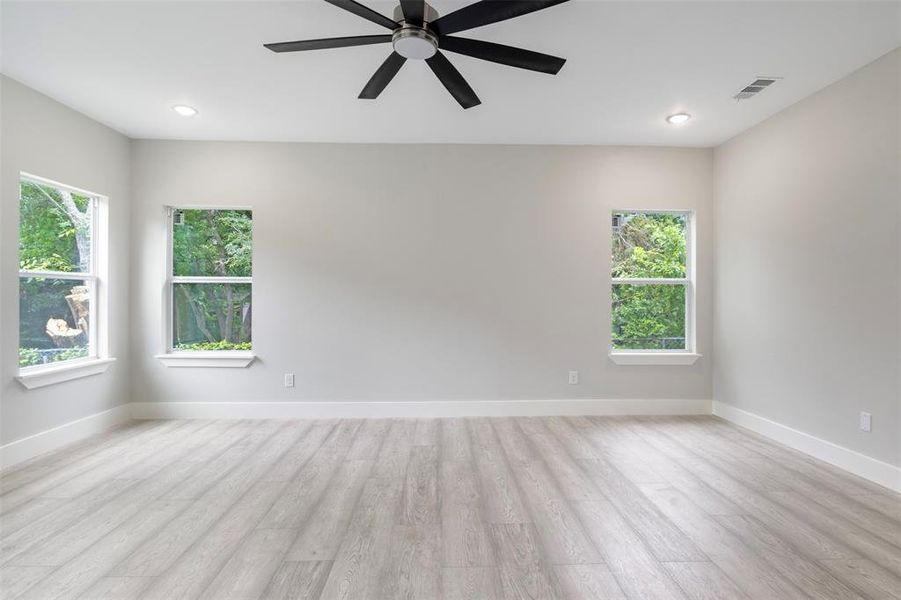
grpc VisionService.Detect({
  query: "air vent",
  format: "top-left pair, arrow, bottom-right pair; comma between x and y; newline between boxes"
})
612,214 -> 624,230
733,77 -> 779,101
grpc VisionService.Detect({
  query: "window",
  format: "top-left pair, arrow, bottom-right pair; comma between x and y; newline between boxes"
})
611,211 -> 697,363
18,175 -> 112,386
162,208 -> 253,365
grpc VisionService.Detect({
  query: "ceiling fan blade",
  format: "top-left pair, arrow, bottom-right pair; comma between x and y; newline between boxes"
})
400,0 -> 425,25
264,34 -> 392,52
439,36 -> 565,74
430,0 -> 570,36
359,52 -> 407,99
425,51 -> 481,109
323,0 -> 398,30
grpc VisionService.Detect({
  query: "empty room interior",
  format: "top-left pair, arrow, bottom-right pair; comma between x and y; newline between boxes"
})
1,1 -> 900,598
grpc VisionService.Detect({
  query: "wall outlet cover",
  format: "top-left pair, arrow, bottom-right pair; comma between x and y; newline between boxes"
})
859,411 -> 871,433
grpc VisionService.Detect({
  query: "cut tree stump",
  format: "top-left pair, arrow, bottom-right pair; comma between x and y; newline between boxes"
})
65,285 -> 90,337
45,319 -> 83,347
44,285 -> 89,347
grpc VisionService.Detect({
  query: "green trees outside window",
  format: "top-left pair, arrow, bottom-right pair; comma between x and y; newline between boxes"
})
611,212 -> 690,350
24,192 -> 687,360
18,178 -> 96,367
170,209 -> 253,351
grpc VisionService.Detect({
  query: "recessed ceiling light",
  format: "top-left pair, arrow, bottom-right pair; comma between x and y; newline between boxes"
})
666,113 -> 691,125
172,105 -> 198,117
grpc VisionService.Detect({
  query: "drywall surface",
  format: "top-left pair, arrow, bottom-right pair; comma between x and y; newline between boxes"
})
130,142 -> 713,405
0,76 -> 131,445
714,48 -> 901,466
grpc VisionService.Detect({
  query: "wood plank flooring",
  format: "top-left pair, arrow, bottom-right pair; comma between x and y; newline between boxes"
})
1,416 -> 899,599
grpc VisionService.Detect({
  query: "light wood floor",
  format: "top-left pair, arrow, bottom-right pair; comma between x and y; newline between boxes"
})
1,416 -> 899,600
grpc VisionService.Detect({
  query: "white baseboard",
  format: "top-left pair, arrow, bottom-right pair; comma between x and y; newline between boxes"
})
713,401 -> 901,493
0,404 -> 133,471
131,398 -> 712,420
6,399 -> 896,493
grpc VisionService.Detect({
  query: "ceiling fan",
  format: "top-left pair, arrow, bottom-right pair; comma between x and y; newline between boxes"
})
264,0 -> 571,109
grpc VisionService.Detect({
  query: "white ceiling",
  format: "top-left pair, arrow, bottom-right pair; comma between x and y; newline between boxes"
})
2,1 -> 899,146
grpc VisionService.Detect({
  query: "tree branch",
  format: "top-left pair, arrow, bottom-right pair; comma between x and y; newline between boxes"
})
33,184 -> 90,271
33,183 -> 74,220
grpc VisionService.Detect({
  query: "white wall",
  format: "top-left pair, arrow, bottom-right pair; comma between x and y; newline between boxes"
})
3,46 -> 898,480
130,142 -> 713,406
714,49 -> 900,466
0,76 -> 131,445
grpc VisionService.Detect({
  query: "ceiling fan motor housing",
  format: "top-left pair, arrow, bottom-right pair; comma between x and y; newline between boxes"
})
392,2 -> 439,24
392,2 -> 439,59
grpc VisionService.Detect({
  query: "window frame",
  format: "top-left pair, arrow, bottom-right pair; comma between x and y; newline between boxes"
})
609,209 -> 700,365
157,205 -> 255,368
16,173 -> 114,388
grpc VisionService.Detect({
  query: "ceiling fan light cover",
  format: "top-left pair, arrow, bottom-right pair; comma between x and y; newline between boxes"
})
392,27 -> 438,59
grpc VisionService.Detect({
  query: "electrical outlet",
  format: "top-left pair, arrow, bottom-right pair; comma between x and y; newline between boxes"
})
859,411 -> 871,433
568,370 -> 579,385
284,373 -> 295,388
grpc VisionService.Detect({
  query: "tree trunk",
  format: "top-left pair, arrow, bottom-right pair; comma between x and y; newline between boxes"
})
178,285 -> 216,343
206,211 -> 235,342
240,296 -> 252,342
223,284 -> 234,342
58,190 -> 91,272
33,186 -> 91,272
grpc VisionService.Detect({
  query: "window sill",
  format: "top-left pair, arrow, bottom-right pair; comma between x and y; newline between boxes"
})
609,352 -> 702,366
155,352 -> 256,368
17,357 -> 116,389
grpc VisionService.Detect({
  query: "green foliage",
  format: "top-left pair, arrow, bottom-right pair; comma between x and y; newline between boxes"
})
173,209 -> 252,277
612,213 -> 686,278
19,187 -> 256,362
172,210 -> 253,347
19,180 -> 91,272
612,213 -> 687,350
612,285 -> 685,349
19,346 -> 88,367
175,341 -> 252,351
174,282 -> 252,346
19,180 -> 93,365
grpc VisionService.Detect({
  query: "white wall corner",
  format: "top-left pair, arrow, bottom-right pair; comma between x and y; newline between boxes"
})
713,400 -> 901,493
0,403 -> 133,471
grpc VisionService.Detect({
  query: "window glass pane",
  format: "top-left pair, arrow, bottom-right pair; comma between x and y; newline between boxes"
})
19,277 -> 92,367
173,283 -> 252,350
173,209 -> 252,277
612,283 -> 685,350
19,179 -> 93,273
612,212 -> 686,278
